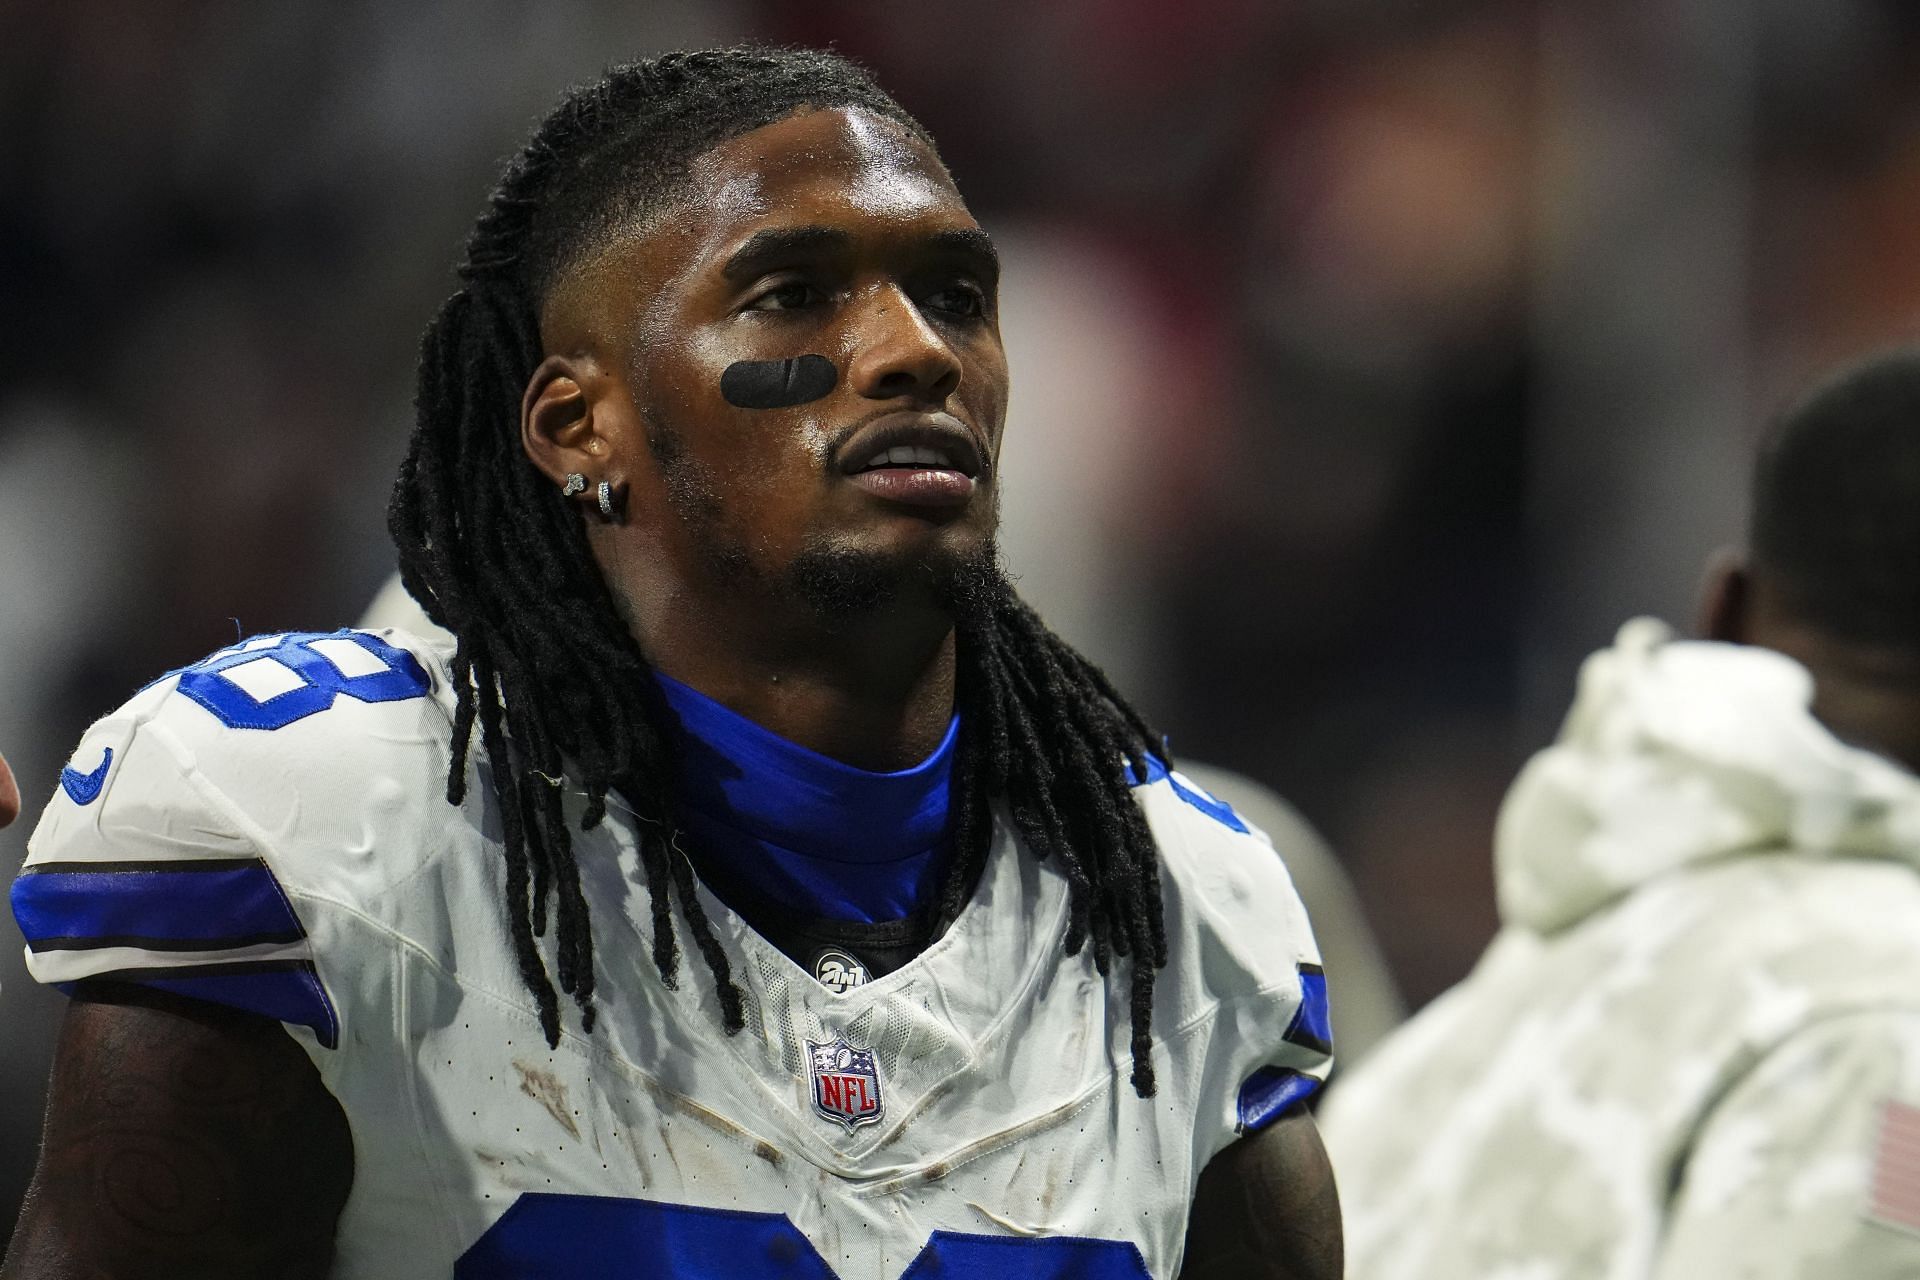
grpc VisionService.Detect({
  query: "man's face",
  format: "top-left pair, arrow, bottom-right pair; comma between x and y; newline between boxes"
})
553,106 -> 1009,619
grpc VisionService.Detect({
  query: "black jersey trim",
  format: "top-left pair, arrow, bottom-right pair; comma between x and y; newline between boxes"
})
21,857 -> 272,876
73,957 -> 320,983
28,928 -> 309,954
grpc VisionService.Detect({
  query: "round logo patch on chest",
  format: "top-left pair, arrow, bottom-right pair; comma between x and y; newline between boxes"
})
813,948 -> 870,993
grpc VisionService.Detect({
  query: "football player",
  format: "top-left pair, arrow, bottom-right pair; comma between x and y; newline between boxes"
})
5,49 -> 1337,1279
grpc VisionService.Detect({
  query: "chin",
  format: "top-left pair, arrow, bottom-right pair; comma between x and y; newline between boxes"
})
784,530 -> 1006,622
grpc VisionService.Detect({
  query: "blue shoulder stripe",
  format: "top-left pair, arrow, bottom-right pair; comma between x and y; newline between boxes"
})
1125,754 -> 1251,834
1237,1066 -> 1322,1133
12,860 -> 304,952
1282,963 -> 1332,1057
57,959 -> 338,1049
1236,961 -> 1334,1132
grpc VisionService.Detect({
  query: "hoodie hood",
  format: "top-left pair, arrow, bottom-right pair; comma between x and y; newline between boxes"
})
1496,617 -> 1920,933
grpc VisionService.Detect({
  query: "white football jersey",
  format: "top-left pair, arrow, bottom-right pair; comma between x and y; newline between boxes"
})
15,629 -> 1331,1280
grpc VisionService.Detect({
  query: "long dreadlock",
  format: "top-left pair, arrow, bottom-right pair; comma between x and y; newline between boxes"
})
388,46 -> 1172,1096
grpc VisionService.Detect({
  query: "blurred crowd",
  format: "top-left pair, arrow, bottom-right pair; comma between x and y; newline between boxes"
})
5,0 -> 1920,1244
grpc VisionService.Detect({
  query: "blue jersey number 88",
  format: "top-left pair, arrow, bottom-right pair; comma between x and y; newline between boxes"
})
175,632 -> 431,731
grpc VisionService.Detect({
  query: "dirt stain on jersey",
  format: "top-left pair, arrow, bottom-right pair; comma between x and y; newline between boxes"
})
965,1202 -> 1053,1236
635,1074 -> 784,1168
513,1059 -> 582,1141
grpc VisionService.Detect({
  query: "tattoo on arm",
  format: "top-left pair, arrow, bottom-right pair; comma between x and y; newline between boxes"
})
2,984 -> 353,1280
1180,1109 -> 1344,1280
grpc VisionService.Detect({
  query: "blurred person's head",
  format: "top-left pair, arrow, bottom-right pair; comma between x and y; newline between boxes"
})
1702,349 -> 1920,770
384,47 -> 1169,1093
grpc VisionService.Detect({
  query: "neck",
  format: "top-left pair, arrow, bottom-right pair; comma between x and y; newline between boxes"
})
1806,665 -> 1920,776
1780,633 -> 1920,775
614,566 -> 960,773
1742,584 -> 1920,774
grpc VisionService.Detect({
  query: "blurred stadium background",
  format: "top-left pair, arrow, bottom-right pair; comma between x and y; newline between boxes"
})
6,0 -> 1920,1240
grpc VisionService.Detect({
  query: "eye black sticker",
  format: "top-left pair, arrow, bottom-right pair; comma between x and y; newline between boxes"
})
720,354 -> 838,409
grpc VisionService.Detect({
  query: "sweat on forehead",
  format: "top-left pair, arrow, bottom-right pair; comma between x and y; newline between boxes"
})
492,49 -> 940,304
688,105 -> 950,209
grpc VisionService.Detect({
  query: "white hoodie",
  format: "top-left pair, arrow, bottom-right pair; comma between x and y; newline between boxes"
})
1322,619 -> 1920,1279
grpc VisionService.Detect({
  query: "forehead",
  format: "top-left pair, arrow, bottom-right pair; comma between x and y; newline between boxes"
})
684,105 -> 966,239
545,107 -> 975,339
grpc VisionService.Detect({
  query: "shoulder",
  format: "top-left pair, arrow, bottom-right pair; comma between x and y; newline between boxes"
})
1325,854 -> 1920,1163
24,627 -> 462,904
1131,757 -> 1334,1129
1132,756 -> 1321,977
152,626 -> 455,753
1651,854 -> 1920,1018
14,628 -> 468,1048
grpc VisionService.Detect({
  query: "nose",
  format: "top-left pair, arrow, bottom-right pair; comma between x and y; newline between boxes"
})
845,286 -> 962,403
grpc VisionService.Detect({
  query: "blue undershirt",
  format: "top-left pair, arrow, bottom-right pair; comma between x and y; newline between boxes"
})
655,673 -> 957,924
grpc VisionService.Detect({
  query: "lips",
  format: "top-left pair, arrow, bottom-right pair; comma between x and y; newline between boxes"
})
834,412 -> 986,509
836,412 -> 985,478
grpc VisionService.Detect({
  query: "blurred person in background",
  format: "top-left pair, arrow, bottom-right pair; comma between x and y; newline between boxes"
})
4,49 -> 1339,1279
1323,348 -> 1920,1277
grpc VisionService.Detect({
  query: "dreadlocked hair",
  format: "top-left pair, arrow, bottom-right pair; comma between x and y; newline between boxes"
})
388,46 -> 1173,1096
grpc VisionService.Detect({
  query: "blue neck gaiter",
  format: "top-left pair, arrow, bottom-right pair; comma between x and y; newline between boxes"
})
654,672 -> 958,924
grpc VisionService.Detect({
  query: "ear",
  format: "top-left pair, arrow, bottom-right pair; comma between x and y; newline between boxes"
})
1697,547 -> 1752,643
521,353 -> 614,487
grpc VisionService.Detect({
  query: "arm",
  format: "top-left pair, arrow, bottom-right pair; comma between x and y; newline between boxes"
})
0,749 -> 18,828
2,985 -> 353,1280
1654,1011 -> 1920,1278
1179,1109 -> 1343,1280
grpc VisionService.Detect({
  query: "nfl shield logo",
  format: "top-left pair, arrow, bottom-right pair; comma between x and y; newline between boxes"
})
806,1036 -> 884,1132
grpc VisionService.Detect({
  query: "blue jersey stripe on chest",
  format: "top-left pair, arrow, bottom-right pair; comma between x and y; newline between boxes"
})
457,1193 -> 1154,1278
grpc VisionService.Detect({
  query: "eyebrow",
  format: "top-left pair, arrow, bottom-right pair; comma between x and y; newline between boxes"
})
719,224 -> 1001,285
925,227 -> 1001,285
722,226 -> 854,283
